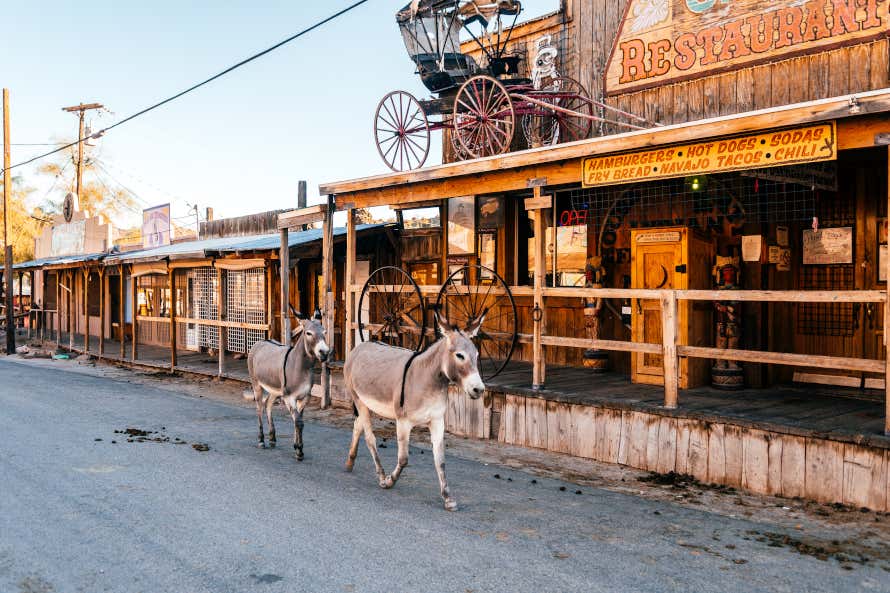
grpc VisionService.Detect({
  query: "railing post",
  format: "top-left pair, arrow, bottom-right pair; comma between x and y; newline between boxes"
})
527,186 -> 550,390
320,195 -> 334,409
344,208 -> 356,357
131,271 -> 138,362
280,228 -> 290,343
661,290 -> 679,409
218,267 -> 226,378
169,269 -> 177,370
119,266 -> 125,359
885,150 -> 890,436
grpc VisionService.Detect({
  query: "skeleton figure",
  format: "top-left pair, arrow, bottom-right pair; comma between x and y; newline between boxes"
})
531,34 -> 559,90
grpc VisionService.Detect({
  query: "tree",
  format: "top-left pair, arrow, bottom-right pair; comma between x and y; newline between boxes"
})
0,173 -> 46,263
37,146 -> 136,223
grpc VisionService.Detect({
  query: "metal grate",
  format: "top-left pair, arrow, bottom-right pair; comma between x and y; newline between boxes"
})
187,267 -> 219,350
226,268 -> 267,354
798,266 -> 856,337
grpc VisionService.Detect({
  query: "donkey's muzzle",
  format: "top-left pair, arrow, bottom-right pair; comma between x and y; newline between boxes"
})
469,384 -> 486,399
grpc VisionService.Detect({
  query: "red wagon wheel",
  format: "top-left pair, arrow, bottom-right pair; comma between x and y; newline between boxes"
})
453,75 -> 515,159
435,264 -> 518,381
357,266 -> 426,352
374,91 -> 431,172
523,76 -> 593,147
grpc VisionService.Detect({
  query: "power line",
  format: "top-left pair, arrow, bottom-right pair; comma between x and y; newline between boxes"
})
1,0 -> 371,175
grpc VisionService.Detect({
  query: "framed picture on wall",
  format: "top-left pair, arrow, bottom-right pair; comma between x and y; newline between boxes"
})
479,232 -> 496,279
478,196 -> 504,230
447,196 -> 475,255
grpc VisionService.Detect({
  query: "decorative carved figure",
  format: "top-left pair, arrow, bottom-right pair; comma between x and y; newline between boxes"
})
712,256 -> 744,389
583,256 -> 609,371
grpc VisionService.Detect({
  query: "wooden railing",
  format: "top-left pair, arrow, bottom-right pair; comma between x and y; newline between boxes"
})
346,285 -> 890,433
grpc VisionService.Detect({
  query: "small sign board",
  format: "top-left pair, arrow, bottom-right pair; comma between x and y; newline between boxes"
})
802,227 -> 853,265
582,123 -> 836,187
636,231 -> 681,243
143,204 -> 173,248
524,195 -> 552,210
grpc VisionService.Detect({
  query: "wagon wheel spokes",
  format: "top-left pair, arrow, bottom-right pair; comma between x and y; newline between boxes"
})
357,266 -> 426,352
522,76 -> 593,147
453,75 -> 515,159
436,264 -> 518,381
374,91 -> 431,172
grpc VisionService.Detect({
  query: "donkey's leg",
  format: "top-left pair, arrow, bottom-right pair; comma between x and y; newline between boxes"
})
265,393 -> 278,448
430,416 -> 456,511
345,395 -> 363,471
382,419 -> 412,489
356,402 -> 387,486
252,382 -> 266,448
293,397 -> 307,461
281,395 -> 304,461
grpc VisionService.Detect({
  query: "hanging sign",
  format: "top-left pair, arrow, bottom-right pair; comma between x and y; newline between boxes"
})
142,204 -> 173,248
605,0 -> 890,95
802,227 -> 853,265
582,123 -> 836,187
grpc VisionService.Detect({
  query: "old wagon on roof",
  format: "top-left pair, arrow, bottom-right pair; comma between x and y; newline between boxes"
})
374,0 -> 628,171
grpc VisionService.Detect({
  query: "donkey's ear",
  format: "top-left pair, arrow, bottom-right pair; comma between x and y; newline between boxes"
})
464,311 -> 487,338
434,310 -> 454,337
289,304 -> 306,320
314,309 -> 323,321
290,324 -> 304,343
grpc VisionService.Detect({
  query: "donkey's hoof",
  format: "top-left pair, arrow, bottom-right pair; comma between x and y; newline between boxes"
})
269,441 -> 276,449
295,452 -> 304,461
444,499 -> 458,512
381,476 -> 395,489
344,461 -> 355,472
257,442 -> 266,449
377,477 -> 389,489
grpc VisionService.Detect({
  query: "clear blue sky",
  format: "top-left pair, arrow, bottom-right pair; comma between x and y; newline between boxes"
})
4,1 -> 558,227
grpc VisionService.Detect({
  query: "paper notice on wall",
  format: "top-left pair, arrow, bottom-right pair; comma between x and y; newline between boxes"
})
768,245 -> 781,264
777,248 -> 792,272
881,244 -> 888,282
776,226 -> 789,247
802,227 -> 853,265
742,235 -> 762,262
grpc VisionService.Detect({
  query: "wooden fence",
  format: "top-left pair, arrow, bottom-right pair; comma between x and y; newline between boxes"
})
346,285 -> 890,435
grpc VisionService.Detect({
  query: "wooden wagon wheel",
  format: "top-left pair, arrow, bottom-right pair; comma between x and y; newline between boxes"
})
357,266 -> 426,352
435,264 -> 518,381
522,76 -> 593,147
374,91 -> 431,172
453,75 -> 515,159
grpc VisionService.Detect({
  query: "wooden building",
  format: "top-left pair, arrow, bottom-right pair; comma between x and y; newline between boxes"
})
300,1 -> 890,511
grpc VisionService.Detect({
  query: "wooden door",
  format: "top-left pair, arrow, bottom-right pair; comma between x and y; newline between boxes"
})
632,234 -> 683,384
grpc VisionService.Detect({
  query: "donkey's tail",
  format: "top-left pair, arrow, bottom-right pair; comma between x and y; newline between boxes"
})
242,389 -> 256,401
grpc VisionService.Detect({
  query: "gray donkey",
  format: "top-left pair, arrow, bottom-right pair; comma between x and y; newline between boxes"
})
344,312 -> 486,510
245,310 -> 330,459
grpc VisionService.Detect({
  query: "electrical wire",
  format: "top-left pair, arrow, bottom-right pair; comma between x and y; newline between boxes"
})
1,0 -> 371,175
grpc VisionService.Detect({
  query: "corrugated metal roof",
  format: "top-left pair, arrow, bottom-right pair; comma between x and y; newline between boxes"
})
14,251 -> 106,270
102,223 -> 392,264
14,223 -> 393,270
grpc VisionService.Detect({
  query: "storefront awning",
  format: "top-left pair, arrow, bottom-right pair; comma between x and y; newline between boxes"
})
320,88 -> 890,209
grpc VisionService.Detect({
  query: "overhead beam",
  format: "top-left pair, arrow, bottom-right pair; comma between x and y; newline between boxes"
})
277,204 -> 327,230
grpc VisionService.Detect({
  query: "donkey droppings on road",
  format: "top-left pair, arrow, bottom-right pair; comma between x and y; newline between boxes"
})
344,312 -> 486,511
245,309 -> 330,460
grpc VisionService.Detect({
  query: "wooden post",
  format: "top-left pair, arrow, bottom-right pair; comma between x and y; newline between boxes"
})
320,195 -> 334,409
218,267 -> 226,378
119,266 -> 125,359
661,290 -> 679,409
169,270 -> 177,370
885,150 -> 890,436
528,186 -> 550,390
131,272 -> 138,362
280,228 -> 290,342
55,272 -> 61,347
68,271 -> 74,352
344,208 -> 356,356
83,268 -> 90,353
98,268 -> 105,358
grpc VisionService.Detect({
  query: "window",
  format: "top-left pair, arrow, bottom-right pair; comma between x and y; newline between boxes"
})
402,206 -> 441,229
555,195 -> 588,287
87,272 -> 101,316
409,261 -> 440,285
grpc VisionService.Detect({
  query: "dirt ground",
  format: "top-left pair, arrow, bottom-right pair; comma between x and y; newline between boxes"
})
8,350 -> 890,572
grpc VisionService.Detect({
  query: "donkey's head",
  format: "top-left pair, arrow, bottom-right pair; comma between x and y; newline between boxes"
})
436,312 -> 486,399
290,308 -> 331,363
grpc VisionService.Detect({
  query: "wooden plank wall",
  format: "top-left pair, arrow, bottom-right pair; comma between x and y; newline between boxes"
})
445,389 -> 890,511
458,2 -> 890,139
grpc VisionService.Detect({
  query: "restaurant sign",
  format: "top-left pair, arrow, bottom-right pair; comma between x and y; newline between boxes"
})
605,0 -> 890,95
582,122 -> 836,187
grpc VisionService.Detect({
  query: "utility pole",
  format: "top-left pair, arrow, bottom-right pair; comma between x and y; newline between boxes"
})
61,102 -> 103,202
3,89 -> 13,355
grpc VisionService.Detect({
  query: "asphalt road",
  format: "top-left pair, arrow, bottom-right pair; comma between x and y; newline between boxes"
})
0,358 -> 888,593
